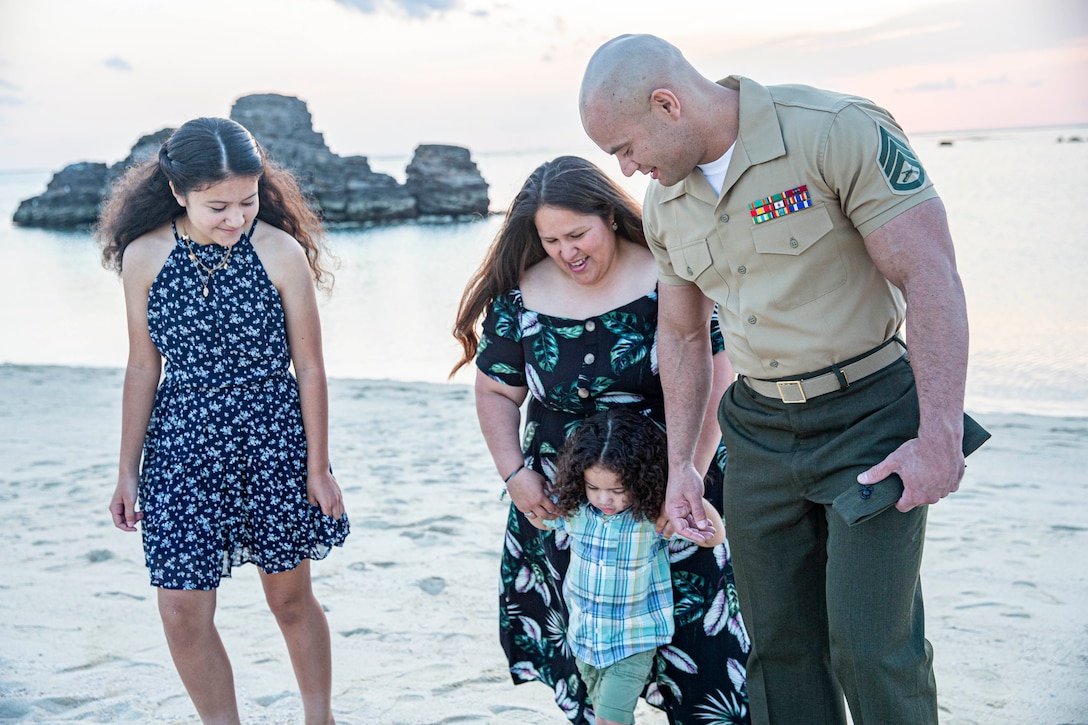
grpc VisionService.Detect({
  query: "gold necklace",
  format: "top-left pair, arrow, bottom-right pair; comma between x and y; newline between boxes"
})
178,222 -> 232,298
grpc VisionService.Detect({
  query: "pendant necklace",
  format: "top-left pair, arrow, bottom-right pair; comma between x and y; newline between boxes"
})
174,220 -> 232,298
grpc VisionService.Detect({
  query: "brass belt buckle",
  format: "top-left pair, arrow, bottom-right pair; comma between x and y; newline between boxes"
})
776,380 -> 807,404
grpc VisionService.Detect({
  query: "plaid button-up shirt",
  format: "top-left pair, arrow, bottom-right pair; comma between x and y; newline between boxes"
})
545,504 -> 675,668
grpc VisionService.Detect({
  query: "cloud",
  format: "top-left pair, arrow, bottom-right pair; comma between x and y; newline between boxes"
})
104,57 -> 132,72
334,0 -> 379,11
709,0 -> 1088,82
899,77 -> 958,94
897,72 -> 1023,95
0,95 -> 23,106
333,0 -> 459,18
0,79 -> 17,91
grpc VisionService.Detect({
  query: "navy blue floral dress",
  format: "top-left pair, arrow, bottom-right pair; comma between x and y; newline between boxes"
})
138,219 -> 349,591
477,287 -> 750,725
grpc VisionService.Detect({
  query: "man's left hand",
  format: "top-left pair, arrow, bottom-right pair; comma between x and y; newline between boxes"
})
858,436 -> 965,512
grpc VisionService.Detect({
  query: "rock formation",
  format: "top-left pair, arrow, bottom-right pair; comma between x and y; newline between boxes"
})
231,93 -> 420,224
10,162 -> 110,228
12,93 -> 490,229
406,144 -> 490,217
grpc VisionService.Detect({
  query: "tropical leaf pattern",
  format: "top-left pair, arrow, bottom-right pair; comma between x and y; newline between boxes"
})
477,287 -> 749,724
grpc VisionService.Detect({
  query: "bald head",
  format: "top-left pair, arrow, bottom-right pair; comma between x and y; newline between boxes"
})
580,34 -> 737,184
579,34 -> 698,127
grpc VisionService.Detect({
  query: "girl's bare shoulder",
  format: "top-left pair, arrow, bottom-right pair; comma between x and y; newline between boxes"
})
121,224 -> 176,285
248,222 -> 313,287
250,222 -> 308,261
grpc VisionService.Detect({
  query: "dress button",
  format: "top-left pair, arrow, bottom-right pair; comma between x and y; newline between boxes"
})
584,353 -> 595,364
686,265 -> 694,275
770,360 -> 779,368
585,320 -> 596,332
578,388 -> 590,399
720,213 -> 730,223
737,265 -> 747,274
790,237 -> 799,248
747,315 -> 757,325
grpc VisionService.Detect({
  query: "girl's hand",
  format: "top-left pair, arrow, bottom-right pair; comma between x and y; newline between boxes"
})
307,469 -> 346,519
655,509 -> 675,537
110,473 -> 143,532
507,468 -> 558,521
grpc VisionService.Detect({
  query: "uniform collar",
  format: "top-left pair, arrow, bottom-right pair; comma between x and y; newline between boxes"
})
727,75 -> 786,166
656,75 -> 786,204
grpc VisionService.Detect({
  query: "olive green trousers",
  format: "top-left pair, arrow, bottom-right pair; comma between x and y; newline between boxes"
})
719,358 -> 938,725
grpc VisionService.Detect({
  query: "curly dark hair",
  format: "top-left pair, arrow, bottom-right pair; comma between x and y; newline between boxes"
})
553,407 -> 668,521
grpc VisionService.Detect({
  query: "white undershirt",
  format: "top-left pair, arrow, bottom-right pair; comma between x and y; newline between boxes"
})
697,143 -> 736,196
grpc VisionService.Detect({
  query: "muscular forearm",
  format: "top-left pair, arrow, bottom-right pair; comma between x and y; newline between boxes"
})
860,198 -> 971,506
693,351 -> 734,477
659,327 -> 714,473
867,198 -> 968,448
904,273 -> 968,447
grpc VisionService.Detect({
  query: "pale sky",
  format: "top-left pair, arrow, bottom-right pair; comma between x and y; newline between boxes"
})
0,0 -> 1085,172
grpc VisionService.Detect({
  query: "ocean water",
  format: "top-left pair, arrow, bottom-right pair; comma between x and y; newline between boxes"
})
1,125 -> 1086,417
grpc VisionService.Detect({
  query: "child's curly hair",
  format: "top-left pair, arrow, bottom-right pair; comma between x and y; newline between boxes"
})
553,407 -> 668,521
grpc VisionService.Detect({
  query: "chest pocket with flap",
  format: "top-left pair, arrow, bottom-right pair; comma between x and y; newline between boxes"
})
670,237 -> 713,282
749,204 -> 845,310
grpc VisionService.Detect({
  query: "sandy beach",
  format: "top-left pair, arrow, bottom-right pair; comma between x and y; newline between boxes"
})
0,363 -> 1085,724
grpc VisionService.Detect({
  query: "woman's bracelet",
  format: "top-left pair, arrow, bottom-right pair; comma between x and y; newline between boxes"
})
500,464 -> 525,500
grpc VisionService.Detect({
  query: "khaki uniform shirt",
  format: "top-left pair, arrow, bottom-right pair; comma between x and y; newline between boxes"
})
644,76 -> 939,379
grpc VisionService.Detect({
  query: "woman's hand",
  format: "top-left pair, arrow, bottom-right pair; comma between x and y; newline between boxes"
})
507,467 -> 558,521
109,473 -> 143,532
307,468 -> 346,519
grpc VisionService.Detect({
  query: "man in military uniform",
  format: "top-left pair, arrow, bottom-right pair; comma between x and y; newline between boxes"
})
580,34 -> 987,725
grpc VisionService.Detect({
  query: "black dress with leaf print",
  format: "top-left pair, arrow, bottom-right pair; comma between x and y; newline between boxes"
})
138,220 -> 349,591
477,286 -> 750,725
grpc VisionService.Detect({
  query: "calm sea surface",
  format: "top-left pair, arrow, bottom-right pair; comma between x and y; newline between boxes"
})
2,125 -> 1086,417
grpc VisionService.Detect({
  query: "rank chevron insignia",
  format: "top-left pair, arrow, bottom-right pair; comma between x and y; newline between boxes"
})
878,126 -> 926,191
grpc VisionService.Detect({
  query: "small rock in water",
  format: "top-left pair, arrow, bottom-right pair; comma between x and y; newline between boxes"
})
418,576 -> 446,595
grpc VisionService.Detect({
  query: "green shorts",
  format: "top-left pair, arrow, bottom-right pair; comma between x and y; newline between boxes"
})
575,649 -> 656,724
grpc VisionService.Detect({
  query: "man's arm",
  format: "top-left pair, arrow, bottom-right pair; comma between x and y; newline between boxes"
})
657,282 -> 718,539
860,197 -> 968,510
694,346 -> 734,477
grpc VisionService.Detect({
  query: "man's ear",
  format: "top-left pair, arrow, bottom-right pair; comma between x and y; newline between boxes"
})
650,88 -> 681,119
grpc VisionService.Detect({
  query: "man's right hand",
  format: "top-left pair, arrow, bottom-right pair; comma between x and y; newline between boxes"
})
663,464 -> 713,541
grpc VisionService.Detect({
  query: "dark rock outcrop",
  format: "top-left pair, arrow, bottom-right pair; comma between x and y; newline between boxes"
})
406,144 -> 490,217
113,128 -> 175,178
12,162 -> 110,228
12,93 -> 489,229
231,94 -> 418,224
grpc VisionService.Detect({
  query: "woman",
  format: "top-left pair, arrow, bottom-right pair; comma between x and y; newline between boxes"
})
98,117 -> 349,725
452,156 -> 750,724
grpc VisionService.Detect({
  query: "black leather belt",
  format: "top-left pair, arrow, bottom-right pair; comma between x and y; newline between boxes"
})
742,339 -> 907,404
